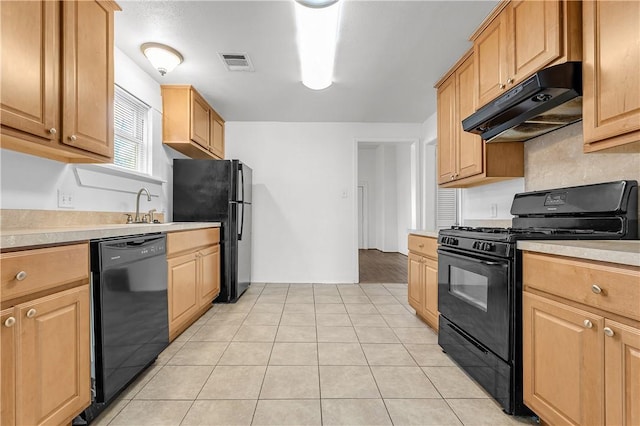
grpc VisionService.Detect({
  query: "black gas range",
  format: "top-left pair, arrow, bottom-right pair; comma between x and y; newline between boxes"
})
436,180 -> 637,415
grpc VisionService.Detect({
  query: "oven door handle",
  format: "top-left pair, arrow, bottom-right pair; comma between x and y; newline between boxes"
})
438,249 -> 507,267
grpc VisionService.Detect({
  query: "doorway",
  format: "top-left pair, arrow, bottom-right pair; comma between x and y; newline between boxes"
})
355,139 -> 419,283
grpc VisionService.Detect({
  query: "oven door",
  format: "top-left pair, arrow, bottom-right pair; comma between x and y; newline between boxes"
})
438,247 -> 511,361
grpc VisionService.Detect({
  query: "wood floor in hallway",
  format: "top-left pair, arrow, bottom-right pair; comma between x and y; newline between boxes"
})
358,249 -> 408,283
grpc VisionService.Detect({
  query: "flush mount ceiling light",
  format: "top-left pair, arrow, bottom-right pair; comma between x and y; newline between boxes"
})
140,42 -> 183,76
294,0 -> 343,90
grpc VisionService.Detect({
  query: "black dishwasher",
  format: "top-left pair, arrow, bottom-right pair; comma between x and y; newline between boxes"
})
87,233 -> 168,415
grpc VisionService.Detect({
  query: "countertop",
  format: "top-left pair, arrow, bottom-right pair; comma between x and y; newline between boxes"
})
0,222 -> 221,250
517,240 -> 640,267
408,229 -> 439,239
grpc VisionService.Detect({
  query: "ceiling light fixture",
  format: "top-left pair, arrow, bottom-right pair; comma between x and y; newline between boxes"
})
294,0 -> 343,90
141,42 -> 183,76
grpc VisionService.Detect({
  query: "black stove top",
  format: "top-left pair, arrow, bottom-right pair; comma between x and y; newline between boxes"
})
442,225 -> 612,242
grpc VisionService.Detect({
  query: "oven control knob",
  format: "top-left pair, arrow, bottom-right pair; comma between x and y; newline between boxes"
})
451,238 -> 458,246
482,242 -> 493,251
472,241 -> 478,249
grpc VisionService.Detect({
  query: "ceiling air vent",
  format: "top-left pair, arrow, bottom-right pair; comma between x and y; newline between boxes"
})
219,53 -> 254,72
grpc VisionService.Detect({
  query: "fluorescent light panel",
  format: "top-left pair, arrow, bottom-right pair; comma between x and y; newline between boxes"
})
294,0 -> 342,90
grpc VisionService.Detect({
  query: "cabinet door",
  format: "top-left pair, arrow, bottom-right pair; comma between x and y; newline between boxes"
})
16,285 -> 90,426
61,0 -> 114,159
456,55 -> 483,180
199,245 -> 220,308
190,90 -> 210,148
0,0 -> 58,142
474,12 -> 509,107
422,258 -> 439,330
1,308 -> 16,426
583,0 -> 640,149
168,252 -> 200,335
604,319 -> 640,426
407,253 -> 423,314
523,292 -> 604,425
209,115 -> 225,159
437,76 -> 457,184
508,0 -> 561,86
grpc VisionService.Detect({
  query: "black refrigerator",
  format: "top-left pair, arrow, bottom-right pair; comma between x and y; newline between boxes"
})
173,159 -> 252,302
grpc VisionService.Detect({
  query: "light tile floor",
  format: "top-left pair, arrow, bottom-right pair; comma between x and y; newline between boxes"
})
93,283 -> 538,426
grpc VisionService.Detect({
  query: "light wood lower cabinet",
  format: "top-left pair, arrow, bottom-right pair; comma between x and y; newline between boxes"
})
1,244 -> 91,426
167,228 -> 221,341
523,252 -> 640,425
407,234 -> 438,331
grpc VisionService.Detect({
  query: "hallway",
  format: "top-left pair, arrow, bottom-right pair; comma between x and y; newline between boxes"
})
358,250 -> 407,284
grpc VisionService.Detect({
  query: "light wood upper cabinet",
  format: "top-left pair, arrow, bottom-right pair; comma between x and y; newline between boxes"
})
435,52 -> 523,188
0,0 -> 119,163
0,1 -> 58,143
474,11 -> 509,107
61,0 -> 115,158
161,85 -> 225,160
471,0 -> 581,109
210,111 -> 225,159
190,90 -> 210,149
583,0 -> 640,152
522,252 -> 640,425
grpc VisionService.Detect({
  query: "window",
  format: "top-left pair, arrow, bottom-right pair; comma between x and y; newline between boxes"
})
113,86 -> 151,173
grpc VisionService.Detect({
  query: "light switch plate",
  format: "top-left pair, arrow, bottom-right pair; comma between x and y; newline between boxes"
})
58,190 -> 74,208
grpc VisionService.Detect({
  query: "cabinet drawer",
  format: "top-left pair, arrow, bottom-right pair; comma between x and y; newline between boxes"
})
408,235 -> 438,258
523,252 -> 640,321
167,228 -> 220,256
1,243 -> 89,302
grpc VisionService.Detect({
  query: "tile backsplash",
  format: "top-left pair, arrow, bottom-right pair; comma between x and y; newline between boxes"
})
524,122 -> 640,191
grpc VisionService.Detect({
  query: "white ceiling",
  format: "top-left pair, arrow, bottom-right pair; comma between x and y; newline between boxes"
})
115,0 -> 498,123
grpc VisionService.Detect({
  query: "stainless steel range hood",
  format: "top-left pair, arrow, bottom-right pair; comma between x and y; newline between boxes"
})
462,62 -> 582,143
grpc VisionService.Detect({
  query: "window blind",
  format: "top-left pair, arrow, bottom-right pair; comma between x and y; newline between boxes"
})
437,187 -> 458,228
114,86 -> 150,173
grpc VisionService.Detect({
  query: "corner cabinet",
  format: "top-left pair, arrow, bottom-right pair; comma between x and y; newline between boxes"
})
471,0 -> 582,108
0,0 -> 120,163
582,0 -> 640,152
161,85 -> 225,160
166,228 -> 221,341
435,51 -> 524,188
407,234 -> 439,331
1,243 -> 91,426
522,252 -> 640,425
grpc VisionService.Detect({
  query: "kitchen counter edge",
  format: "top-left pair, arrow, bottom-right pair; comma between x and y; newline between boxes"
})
517,240 -> 640,268
409,229 -> 439,239
0,222 -> 221,250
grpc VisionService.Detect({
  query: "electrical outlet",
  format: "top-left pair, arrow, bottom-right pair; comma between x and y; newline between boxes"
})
57,190 -> 74,208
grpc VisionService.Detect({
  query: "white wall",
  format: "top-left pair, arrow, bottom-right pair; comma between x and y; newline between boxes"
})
421,113 -> 438,231
0,48 -> 187,216
461,179 -> 524,221
225,122 -> 422,284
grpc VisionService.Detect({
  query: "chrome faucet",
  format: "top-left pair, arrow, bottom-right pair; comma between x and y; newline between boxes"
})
135,188 -> 152,223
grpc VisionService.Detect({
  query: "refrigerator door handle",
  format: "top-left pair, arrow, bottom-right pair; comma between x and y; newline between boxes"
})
238,202 -> 245,241
240,165 -> 245,203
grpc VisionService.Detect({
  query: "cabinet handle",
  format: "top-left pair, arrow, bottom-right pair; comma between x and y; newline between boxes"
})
591,284 -> 602,294
507,78 -> 514,84
15,271 -> 27,281
26,309 -> 37,319
48,128 -> 57,135
583,319 -> 593,329
69,135 -> 77,142
499,83 -> 506,89
603,327 -> 615,337
418,244 -> 424,248
4,317 -> 16,328
450,175 -> 455,180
